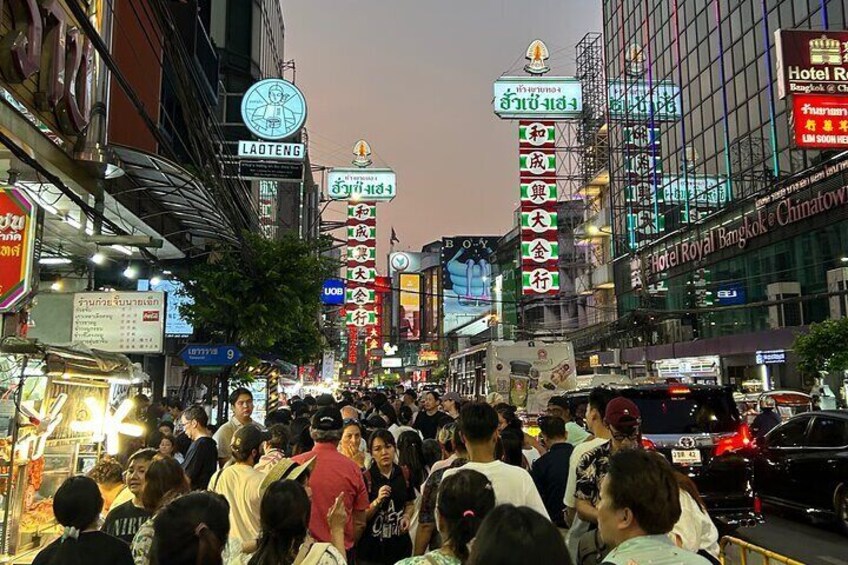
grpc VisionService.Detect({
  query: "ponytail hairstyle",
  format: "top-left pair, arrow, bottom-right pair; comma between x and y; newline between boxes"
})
47,476 -> 103,565
436,469 -> 495,562
151,491 -> 230,565
248,480 -> 311,565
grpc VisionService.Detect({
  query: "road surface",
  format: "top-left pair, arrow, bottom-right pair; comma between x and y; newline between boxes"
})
731,510 -> 847,565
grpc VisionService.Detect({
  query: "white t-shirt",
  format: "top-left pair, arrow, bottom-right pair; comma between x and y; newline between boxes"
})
563,437 -> 608,507
671,491 -> 720,558
565,422 -> 591,446
443,460 -> 549,519
209,464 -> 264,543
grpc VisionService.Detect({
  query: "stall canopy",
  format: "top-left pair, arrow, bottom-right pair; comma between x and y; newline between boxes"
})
0,338 -> 134,381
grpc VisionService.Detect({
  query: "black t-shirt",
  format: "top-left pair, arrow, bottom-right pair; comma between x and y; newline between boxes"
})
413,410 -> 448,440
357,465 -> 415,565
102,501 -> 151,544
182,436 -> 218,490
33,531 -> 133,565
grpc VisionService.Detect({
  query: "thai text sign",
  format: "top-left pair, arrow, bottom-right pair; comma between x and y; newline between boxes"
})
0,188 -> 36,312
791,94 -> 848,149
493,77 -> 582,119
608,80 -> 682,121
775,30 -> 848,99
328,169 -> 396,201
71,292 -> 165,353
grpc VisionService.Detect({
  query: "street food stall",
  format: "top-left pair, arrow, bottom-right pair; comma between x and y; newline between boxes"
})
0,338 -> 139,562
734,389 -> 813,425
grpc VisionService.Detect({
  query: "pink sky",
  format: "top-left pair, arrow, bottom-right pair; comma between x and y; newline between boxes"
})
284,0 -> 602,262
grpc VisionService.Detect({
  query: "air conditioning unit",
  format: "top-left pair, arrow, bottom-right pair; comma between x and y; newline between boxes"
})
766,282 -> 804,328
826,268 -> 848,319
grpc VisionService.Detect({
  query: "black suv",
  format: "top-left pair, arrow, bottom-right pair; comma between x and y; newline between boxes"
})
753,410 -> 848,534
564,384 -> 759,527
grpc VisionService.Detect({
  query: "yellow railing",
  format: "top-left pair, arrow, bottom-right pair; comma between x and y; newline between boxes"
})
719,536 -> 806,565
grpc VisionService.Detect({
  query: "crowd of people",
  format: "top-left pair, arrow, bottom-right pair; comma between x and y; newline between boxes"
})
34,385 -> 721,565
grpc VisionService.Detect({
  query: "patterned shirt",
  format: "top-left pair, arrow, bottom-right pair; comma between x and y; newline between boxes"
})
574,441 -> 612,507
602,534 -> 711,564
396,550 -> 461,565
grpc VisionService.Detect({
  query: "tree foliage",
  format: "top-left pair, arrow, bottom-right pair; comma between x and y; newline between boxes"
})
793,317 -> 848,376
178,232 -> 337,364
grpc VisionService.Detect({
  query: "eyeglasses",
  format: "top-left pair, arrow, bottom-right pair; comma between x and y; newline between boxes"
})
609,427 -> 640,442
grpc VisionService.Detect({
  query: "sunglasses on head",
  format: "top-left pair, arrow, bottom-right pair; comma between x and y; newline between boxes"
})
343,418 -> 360,427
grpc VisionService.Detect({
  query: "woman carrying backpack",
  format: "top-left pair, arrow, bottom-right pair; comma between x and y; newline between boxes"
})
357,429 -> 415,565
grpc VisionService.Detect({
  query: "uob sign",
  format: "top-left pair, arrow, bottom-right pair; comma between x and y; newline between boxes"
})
0,0 -> 95,136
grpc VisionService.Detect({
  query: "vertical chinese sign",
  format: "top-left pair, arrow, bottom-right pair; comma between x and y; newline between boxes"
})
519,121 -> 560,295
345,202 -> 378,365
0,187 -> 37,313
623,125 -> 664,249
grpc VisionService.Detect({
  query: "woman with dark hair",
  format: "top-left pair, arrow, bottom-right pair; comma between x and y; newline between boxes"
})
397,430 -> 426,491
498,428 -> 528,469
34,476 -> 133,565
671,472 -> 720,563
397,469 -> 495,565
377,403 -> 397,427
248,480 -> 347,565
158,434 -> 184,464
466,504 -> 571,565
494,403 -> 542,465
357,430 -> 416,565
131,457 -> 191,565
421,439 -> 442,472
339,419 -> 369,469
151,491 -> 230,565
289,416 -> 314,456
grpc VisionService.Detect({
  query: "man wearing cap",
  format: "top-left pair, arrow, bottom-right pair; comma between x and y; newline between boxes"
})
292,406 -> 369,561
209,425 -> 268,545
213,387 -> 264,467
574,397 -> 643,525
547,396 -> 591,446
441,391 -> 462,420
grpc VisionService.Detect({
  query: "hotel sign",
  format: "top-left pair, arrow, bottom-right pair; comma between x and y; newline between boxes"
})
775,30 -> 848,99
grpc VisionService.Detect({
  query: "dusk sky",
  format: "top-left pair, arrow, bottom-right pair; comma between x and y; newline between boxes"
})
283,1 -> 602,260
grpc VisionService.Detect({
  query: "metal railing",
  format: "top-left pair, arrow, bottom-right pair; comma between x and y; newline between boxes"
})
719,536 -> 805,565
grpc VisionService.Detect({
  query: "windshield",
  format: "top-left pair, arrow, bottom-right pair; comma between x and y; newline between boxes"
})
628,392 -> 740,435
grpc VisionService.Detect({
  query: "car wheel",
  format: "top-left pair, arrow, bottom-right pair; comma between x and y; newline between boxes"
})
837,487 -> 848,536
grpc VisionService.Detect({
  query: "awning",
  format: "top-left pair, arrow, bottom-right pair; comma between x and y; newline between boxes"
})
0,337 -> 134,380
110,145 -> 241,248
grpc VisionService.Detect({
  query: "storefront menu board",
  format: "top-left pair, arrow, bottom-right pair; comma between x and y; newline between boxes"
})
71,292 -> 165,353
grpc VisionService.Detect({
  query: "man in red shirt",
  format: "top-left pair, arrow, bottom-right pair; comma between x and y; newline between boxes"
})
293,406 -> 369,560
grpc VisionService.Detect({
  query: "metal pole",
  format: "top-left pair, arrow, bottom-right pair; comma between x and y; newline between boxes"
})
2,356 -> 28,554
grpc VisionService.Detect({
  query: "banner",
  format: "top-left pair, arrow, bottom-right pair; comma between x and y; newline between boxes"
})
399,273 -> 421,341
0,187 -> 37,313
441,237 -> 499,334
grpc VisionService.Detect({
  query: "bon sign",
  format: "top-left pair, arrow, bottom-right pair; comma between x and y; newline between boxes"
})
0,188 -> 36,313
321,279 -> 346,305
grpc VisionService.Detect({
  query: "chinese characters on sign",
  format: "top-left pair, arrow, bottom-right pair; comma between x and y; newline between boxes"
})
345,201 -> 378,363
791,94 -> 848,149
518,121 -> 559,295
623,125 -> 665,249
0,187 -> 36,313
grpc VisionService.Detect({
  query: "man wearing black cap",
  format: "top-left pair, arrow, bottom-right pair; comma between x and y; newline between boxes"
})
209,424 -> 269,545
292,406 -> 369,561
574,397 -> 642,525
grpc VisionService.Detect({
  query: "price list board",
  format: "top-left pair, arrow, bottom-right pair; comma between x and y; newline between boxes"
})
71,292 -> 166,353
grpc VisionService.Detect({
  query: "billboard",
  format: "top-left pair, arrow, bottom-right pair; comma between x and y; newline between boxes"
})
399,273 -> 421,341
328,169 -> 396,201
608,80 -> 682,121
493,77 -> 582,119
441,237 -> 499,334
487,342 -> 577,414
71,292 -> 165,353
0,187 -> 37,313
775,30 -> 848,99
791,94 -> 848,149
137,279 -> 194,337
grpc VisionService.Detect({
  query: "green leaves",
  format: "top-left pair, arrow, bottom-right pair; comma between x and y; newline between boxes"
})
794,317 -> 848,376
177,232 -> 338,364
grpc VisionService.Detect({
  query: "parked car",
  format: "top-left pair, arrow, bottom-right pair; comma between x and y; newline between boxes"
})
616,384 -> 760,528
753,410 -> 848,534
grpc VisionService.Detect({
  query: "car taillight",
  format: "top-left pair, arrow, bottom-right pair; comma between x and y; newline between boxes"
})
714,423 -> 753,456
641,437 -> 656,450
754,496 -> 762,514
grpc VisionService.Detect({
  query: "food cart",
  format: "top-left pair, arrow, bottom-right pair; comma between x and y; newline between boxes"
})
0,338 -> 136,562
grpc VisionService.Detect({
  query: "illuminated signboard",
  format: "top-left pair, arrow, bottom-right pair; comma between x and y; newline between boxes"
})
0,187 -> 36,313
791,94 -> 848,149
775,29 -> 848,99
328,169 -> 396,201
493,77 -> 582,119
608,80 -> 682,121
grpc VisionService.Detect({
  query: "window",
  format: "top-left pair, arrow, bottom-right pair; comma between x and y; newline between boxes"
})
807,417 -> 848,448
766,417 -> 809,448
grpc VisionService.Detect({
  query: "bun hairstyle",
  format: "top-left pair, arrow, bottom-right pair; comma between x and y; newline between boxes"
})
152,491 -> 230,565
46,476 -> 103,565
436,469 -> 496,562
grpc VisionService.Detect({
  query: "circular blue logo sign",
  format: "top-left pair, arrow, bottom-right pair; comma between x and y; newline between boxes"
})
321,279 -> 346,305
241,79 -> 307,141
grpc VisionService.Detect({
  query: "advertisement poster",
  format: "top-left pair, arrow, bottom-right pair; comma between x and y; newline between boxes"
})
488,342 -> 576,414
441,237 -> 499,334
399,273 -> 421,341
137,279 -> 194,337
0,187 -> 36,313
71,292 -> 165,353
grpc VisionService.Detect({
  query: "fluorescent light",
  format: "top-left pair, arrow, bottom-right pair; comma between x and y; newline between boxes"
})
111,245 -> 133,256
150,275 -> 162,286
123,265 -> 138,279
90,252 -> 106,265
39,257 -> 72,265
842,257 -> 848,263
50,281 -> 63,291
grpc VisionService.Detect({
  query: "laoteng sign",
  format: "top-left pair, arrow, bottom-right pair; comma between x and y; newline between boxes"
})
493,77 -> 582,119
241,79 -> 307,140
327,169 -> 397,201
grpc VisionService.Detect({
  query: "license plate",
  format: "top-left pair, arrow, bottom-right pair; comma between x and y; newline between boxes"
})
672,449 -> 702,465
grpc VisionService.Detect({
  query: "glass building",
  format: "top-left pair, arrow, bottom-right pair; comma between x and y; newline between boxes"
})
601,0 -> 848,390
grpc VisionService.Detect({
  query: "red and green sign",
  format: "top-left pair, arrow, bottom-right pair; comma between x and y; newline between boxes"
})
0,187 -> 36,312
